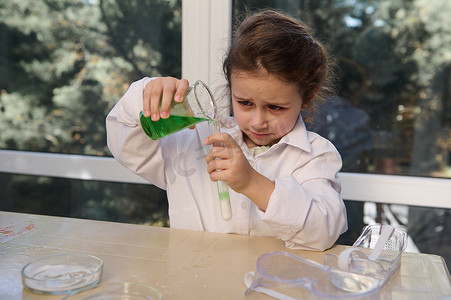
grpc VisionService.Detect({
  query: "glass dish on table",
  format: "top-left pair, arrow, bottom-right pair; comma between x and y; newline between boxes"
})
21,253 -> 103,295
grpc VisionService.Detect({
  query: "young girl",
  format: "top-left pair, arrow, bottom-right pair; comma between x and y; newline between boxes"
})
106,10 -> 347,251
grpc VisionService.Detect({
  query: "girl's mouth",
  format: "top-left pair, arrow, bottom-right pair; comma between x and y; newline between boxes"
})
250,131 -> 271,139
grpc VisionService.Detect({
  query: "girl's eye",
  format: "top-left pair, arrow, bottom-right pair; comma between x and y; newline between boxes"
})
268,104 -> 284,111
238,100 -> 252,107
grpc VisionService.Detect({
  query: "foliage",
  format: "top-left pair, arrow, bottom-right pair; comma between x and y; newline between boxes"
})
0,0 -> 181,155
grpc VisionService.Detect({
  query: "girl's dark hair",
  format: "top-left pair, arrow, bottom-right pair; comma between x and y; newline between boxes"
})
223,10 -> 335,111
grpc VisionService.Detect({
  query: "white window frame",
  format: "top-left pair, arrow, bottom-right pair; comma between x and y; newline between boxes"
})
1,149 -> 451,209
1,0 -> 451,210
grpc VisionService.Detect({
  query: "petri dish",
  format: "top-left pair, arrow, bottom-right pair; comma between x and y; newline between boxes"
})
63,282 -> 163,300
22,253 -> 103,295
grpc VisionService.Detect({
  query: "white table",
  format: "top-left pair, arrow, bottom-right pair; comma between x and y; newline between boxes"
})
1,211 -> 450,299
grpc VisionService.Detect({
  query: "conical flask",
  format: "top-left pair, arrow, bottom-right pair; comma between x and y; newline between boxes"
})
139,80 -> 215,140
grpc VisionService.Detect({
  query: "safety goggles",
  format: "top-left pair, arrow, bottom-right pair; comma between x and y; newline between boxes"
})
245,224 -> 407,299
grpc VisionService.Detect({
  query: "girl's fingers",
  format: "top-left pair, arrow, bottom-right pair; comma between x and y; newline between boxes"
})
175,79 -> 189,102
204,132 -> 238,148
149,81 -> 164,121
160,81 -> 177,119
205,147 -> 230,162
143,81 -> 153,118
206,159 -> 228,174
143,77 -> 189,121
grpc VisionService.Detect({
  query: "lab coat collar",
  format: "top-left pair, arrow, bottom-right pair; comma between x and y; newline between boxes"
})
278,116 -> 312,153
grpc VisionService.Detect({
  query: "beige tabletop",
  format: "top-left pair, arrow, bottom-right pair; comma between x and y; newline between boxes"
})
0,211 -> 450,299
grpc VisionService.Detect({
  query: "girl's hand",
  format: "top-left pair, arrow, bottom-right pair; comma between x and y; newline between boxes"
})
143,77 -> 189,121
204,133 -> 253,192
204,133 -> 275,211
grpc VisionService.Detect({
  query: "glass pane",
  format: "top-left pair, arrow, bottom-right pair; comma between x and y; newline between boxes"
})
0,0 -> 181,156
0,173 -> 169,226
233,0 -> 451,179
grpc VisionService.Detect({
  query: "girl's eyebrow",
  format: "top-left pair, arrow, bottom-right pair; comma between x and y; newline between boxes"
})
278,102 -> 294,107
232,93 -> 292,107
264,99 -> 292,107
231,93 -> 252,101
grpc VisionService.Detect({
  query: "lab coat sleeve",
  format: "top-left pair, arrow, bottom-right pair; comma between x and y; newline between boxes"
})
259,138 -> 347,251
106,77 -> 167,189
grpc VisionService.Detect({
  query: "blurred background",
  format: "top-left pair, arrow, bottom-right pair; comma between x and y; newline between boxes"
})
1,0 -> 450,266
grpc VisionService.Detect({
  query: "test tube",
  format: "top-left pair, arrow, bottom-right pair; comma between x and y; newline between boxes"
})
213,121 -> 232,221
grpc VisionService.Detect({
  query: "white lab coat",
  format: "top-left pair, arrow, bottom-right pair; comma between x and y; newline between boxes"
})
106,78 -> 347,251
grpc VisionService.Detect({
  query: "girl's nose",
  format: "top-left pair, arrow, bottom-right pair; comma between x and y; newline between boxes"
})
250,109 -> 268,129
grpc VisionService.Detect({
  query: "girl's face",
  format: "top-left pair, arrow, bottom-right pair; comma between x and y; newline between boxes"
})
231,70 -> 304,148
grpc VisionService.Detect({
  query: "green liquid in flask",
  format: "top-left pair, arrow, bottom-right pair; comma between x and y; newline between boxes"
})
140,111 -> 208,140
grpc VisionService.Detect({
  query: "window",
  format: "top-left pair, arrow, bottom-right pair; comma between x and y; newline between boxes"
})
0,0 -> 182,224
0,173 -> 168,226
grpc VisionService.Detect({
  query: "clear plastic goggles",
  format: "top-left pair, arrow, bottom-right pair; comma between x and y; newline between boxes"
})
244,251 -> 380,300
245,224 -> 407,300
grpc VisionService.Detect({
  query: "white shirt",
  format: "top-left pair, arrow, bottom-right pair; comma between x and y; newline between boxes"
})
106,78 -> 347,251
